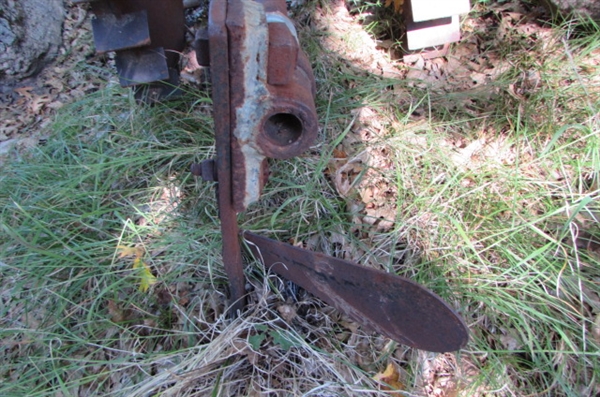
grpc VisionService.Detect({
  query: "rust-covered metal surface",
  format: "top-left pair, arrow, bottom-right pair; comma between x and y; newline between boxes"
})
225,0 -> 318,212
208,0 -> 246,314
90,9 -> 151,53
243,231 -> 469,352
204,0 -> 319,311
113,47 -> 170,86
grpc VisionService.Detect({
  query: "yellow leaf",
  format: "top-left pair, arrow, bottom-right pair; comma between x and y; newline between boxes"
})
117,245 -> 156,292
384,0 -> 404,13
133,257 -> 157,293
117,245 -> 143,259
373,363 -> 404,391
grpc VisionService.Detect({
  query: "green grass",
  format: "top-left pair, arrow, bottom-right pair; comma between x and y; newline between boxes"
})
2,1 -> 600,396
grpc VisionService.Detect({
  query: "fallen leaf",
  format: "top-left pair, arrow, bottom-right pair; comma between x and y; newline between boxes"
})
14,86 -> 34,100
270,329 -> 298,351
373,363 -> 404,391
117,245 -> 157,292
277,304 -> 297,323
30,94 -> 52,114
156,288 -> 172,307
332,147 -> 348,159
133,257 -> 157,292
333,153 -> 367,197
107,300 -> 126,323
117,245 -> 143,259
385,0 -> 404,13
248,333 -> 266,350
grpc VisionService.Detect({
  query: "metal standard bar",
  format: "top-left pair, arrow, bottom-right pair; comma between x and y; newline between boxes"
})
209,0 -> 246,314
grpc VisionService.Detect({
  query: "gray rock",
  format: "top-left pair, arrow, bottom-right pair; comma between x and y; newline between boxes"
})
539,0 -> 600,21
0,0 -> 65,80
0,138 -> 16,156
0,17 -> 17,46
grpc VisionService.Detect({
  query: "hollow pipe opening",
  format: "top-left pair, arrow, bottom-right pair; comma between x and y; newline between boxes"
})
263,112 -> 303,146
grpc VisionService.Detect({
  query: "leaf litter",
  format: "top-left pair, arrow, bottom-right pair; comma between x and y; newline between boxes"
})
316,0 -> 600,395
0,2 -> 111,165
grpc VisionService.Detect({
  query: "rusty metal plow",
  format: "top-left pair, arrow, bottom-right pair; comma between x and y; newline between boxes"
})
196,0 -> 468,353
85,0 -> 469,352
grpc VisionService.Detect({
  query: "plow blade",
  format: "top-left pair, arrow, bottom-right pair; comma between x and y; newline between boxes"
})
243,231 -> 469,352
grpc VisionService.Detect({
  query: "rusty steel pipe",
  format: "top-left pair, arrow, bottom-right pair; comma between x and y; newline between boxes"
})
257,62 -> 318,159
259,0 -> 317,159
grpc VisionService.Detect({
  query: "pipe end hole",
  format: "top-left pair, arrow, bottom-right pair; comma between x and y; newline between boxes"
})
264,113 -> 303,146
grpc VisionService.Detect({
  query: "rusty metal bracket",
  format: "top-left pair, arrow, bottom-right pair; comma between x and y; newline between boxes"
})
218,0 -> 318,212
202,0 -> 319,315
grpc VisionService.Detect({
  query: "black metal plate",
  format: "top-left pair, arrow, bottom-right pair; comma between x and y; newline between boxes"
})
91,9 -> 151,53
114,47 -> 169,86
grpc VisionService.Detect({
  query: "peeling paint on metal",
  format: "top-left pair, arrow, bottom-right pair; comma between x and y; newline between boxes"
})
231,0 -> 272,208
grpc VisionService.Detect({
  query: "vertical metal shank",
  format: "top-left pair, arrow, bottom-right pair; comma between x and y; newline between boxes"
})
204,0 -> 319,312
208,0 -> 246,314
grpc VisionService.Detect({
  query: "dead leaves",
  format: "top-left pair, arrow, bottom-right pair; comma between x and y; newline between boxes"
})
0,84 -> 61,156
333,151 -> 367,197
373,362 -> 405,392
0,2 -> 105,158
106,299 -> 129,323
328,108 -> 398,233
316,1 -> 403,78
400,1 -> 554,112
384,0 -> 404,13
117,245 -> 157,292
14,86 -> 61,115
